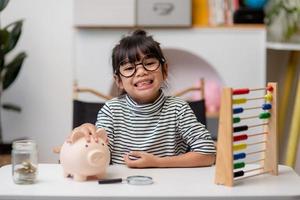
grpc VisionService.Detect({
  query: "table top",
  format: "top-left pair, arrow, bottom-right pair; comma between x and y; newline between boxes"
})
0,164 -> 299,200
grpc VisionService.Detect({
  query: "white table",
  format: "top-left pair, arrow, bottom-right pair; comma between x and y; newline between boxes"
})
0,164 -> 299,200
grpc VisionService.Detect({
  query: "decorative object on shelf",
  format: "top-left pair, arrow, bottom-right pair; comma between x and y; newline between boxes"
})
60,128 -> 110,181
265,0 -> 300,42
0,0 -> 27,150
192,0 -> 238,26
74,0 -> 191,28
136,0 -> 191,27
192,0 -> 209,26
233,0 -> 267,24
244,0 -> 268,10
215,82 -> 278,186
74,0 -> 136,27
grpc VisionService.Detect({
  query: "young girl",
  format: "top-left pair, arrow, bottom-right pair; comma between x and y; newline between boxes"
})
69,29 -> 216,168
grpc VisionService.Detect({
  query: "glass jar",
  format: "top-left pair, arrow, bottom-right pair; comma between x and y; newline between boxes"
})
11,140 -> 38,184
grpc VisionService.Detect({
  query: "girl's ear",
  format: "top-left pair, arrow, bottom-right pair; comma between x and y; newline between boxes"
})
162,63 -> 168,80
114,74 -> 124,90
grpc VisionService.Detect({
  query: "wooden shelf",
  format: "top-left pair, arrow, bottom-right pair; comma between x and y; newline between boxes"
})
192,24 -> 265,29
75,24 -> 265,30
267,42 -> 300,51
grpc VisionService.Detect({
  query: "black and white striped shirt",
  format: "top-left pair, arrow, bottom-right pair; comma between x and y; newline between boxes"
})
96,92 -> 216,164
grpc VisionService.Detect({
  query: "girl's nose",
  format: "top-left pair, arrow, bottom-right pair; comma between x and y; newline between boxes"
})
135,64 -> 147,76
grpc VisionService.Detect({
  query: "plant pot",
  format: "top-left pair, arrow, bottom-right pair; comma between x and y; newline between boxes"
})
0,143 -> 12,166
0,142 -> 12,154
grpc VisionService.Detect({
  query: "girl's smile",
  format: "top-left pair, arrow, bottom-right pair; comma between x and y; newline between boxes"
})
134,78 -> 154,90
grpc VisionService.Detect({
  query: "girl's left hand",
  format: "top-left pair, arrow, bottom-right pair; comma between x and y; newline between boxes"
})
123,151 -> 158,168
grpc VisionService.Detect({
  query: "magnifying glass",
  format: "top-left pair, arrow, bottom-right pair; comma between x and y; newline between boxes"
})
98,175 -> 153,185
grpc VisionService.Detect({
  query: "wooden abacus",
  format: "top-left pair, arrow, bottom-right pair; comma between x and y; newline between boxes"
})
215,82 -> 278,187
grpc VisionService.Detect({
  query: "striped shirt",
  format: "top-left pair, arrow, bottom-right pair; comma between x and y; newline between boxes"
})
96,92 -> 216,164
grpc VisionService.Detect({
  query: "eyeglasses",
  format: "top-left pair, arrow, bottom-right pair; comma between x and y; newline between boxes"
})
116,55 -> 162,78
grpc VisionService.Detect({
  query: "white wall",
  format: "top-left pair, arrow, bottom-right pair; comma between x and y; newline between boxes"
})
2,0 -> 73,163
75,28 -> 266,97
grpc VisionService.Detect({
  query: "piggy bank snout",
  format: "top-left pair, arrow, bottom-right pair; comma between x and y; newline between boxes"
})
87,150 -> 106,167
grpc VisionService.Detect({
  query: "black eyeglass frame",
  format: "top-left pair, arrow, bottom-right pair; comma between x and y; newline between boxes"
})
115,54 -> 165,78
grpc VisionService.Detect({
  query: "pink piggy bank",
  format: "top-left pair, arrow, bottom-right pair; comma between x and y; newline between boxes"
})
60,128 -> 110,181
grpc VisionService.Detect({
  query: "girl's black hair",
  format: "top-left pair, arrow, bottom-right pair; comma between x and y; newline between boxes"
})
112,29 -> 166,76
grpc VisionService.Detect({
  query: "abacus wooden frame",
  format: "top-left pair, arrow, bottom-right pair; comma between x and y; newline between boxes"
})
214,82 -> 278,187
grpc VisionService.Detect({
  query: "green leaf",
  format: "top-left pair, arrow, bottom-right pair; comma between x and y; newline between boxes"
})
0,0 -> 9,12
2,103 -> 21,112
3,51 -> 26,90
0,30 -> 9,70
0,29 -> 9,48
3,20 -> 23,54
0,53 -> 4,71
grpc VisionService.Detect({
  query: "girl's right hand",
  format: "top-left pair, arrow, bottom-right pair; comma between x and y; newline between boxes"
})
67,123 -> 98,143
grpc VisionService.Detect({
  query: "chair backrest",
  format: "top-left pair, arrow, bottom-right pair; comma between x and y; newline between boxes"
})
73,83 -> 113,128
173,78 -> 206,126
187,100 -> 206,126
73,78 -> 206,128
73,100 -> 105,128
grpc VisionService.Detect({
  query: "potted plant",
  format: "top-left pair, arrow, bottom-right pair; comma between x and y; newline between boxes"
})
265,0 -> 300,42
0,0 -> 27,156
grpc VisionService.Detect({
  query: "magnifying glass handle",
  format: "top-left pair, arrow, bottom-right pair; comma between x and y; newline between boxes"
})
98,178 -> 123,184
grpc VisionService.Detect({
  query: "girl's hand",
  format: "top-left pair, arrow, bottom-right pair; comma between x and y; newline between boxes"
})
66,123 -> 108,144
123,151 -> 159,168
